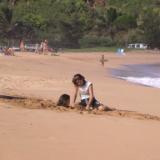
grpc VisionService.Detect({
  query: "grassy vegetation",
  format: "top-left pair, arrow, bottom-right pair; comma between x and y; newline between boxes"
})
63,47 -> 149,53
63,47 -> 118,52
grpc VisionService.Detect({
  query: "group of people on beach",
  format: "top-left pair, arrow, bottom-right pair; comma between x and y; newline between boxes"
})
20,39 -> 49,54
0,47 -> 15,56
57,73 -> 110,111
38,39 -> 49,54
0,39 -> 52,56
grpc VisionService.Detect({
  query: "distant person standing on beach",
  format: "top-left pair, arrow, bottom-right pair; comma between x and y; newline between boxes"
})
35,43 -> 40,54
72,73 -> 107,111
40,40 -> 48,54
19,39 -> 25,51
43,39 -> 48,54
40,41 -> 44,54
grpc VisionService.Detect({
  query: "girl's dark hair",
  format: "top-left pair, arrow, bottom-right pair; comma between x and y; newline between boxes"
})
72,74 -> 86,86
57,94 -> 70,107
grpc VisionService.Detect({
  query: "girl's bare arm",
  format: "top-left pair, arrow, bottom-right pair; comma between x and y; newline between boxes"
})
86,84 -> 94,109
72,86 -> 78,106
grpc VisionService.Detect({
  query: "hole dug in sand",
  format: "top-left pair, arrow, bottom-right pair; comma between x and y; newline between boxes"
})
0,95 -> 160,121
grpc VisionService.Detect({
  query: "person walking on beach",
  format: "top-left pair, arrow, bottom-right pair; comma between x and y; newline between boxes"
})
72,73 -> 106,111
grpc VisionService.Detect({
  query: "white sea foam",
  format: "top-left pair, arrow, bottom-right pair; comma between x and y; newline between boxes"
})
120,77 -> 160,88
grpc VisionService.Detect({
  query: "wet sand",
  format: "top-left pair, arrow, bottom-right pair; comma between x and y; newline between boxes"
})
110,63 -> 160,78
0,51 -> 160,160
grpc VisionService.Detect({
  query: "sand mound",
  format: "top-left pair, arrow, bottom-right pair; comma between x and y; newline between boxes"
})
103,110 -> 160,121
0,95 -> 160,121
0,95 -> 56,109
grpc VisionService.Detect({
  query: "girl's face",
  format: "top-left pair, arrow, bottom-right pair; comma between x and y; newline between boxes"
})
76,79 -> 84,86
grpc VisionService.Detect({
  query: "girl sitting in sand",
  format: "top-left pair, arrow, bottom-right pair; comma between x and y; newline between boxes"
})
72,73 -> 107,111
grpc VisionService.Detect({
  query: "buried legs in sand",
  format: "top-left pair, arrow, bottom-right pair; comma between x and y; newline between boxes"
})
77,97 -> 113,112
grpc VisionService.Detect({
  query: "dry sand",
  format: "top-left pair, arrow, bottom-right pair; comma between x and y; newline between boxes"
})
0,51 -> 160,160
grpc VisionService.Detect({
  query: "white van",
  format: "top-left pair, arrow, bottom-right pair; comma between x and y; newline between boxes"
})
128,43 -> 148,49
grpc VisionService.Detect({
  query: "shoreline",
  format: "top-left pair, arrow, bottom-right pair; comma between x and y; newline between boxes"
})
109,62 -> 160,89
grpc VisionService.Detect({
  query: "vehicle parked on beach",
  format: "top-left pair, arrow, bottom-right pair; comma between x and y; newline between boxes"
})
24,44 -> 38,52
12,46 -> 20,51
128,43 -> 148,49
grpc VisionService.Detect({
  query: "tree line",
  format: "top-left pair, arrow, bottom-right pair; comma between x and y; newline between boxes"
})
0,0 -> 160,49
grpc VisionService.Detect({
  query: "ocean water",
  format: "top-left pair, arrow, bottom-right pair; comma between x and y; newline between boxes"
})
109,63 -> 160,88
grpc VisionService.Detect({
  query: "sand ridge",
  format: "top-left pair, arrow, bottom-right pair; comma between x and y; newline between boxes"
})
0,94 -> 160,121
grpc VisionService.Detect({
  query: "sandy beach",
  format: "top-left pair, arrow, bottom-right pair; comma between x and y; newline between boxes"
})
0,51 -> 160,160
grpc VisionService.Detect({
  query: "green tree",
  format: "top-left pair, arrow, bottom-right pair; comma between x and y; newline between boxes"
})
53,0 -> 94,48
0,0 -> 40,45
114,14 -> 137,31
93,7 -> 119,39
140,9 -> 160,49
0,1 -> 16,45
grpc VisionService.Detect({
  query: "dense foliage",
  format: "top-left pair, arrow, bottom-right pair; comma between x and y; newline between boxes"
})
0,0 -> 160,48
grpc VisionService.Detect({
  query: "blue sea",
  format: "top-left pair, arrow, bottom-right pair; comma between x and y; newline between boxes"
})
109,63 -> 160,88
